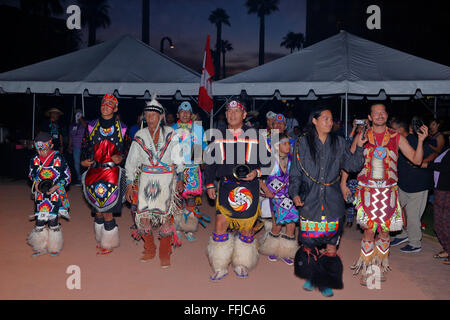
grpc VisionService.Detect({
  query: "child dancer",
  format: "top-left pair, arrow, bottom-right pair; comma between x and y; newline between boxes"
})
259,133 -> 299,265
27,132 -> 71,257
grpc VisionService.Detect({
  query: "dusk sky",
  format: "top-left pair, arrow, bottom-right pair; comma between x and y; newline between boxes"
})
95,0 -> 307,75
3,0 -> 307,75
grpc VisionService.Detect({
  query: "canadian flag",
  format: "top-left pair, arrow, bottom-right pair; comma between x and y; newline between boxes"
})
198,35 -> 214,113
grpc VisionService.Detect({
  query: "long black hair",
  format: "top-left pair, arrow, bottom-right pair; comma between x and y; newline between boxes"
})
304,106 -> 337,160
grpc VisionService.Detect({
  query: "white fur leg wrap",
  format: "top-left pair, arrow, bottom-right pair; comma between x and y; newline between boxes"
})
101,226 -> 120,249
94,222 -> 103,243
232,236 -> 259,270
178,211 -> 199,233
27,227 -> 48,252
278,234 -> 299,259
258,232 -> 280,256
263,219 -> 273,233
47,226 -> 64,253
207,235 -> 234,272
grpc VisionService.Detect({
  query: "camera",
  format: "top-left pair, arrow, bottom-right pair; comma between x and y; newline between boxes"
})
345,193 -> 355,204
355,119 -> 366,125
412,117 -> 424,134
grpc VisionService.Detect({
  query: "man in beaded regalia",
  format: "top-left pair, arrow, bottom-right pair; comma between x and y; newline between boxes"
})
125,96 -> 185,268
81,93 -> 131,256
171,101 -> 210,242
204,100 -> 271,281
350,103 -> 428,286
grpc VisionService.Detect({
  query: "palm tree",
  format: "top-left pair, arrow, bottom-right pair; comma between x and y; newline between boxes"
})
208,8 -> 230,80
245,0 -> 279,65
142,0 -> 150,45
78,0 -> 112,47
221,40 -> 233,79
281,31 -> 305,53
294,32 -> 305,51
20,0 -> 65,61
280,31 -> 297,53
20,0 -> 64,16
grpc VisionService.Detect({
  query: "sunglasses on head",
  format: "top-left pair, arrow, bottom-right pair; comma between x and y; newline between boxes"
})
35,140 -> 52,151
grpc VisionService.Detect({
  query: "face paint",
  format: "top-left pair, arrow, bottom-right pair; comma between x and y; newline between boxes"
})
101,93 -> 118,110
101,100 -> 117,111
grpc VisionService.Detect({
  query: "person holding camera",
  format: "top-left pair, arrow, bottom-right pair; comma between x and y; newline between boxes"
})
27,132 -> 71,257
341,118 -> 370,227
389,118 -> 434,253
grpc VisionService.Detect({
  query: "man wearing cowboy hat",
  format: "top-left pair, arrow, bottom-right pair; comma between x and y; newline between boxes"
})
81,93 -> 131,256
40,107 -> 64,154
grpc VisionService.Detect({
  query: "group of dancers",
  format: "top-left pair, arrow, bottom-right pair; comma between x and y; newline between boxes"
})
26,93 -> 429,297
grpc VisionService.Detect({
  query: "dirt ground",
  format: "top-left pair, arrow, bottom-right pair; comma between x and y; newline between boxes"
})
0,181 -> 448,300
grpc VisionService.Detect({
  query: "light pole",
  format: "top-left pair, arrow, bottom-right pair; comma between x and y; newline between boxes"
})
160,36 -> 174,54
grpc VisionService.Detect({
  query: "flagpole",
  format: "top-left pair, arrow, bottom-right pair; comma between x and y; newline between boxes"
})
198,35 -> 214,129
210,107 -> 213,129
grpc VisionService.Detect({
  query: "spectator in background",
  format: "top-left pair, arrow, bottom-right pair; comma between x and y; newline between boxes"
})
285,110 -> 299,137
340,119 -> 369,228
332,119 -> 345,137
427,118 -> 445,156
390,118 -> 434,253
40,108 -> 64,154
213,112 -> 227,131
266,111 -> 276,132
68,109 -> 86,186
129,114 -> 143,139
272,114 -> 296,151
293,126 -> 302,138
423,136 -> 450,265
165,113 -> 176,127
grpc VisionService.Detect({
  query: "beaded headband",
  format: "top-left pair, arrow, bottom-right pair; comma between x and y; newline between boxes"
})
226,100 -> 246,112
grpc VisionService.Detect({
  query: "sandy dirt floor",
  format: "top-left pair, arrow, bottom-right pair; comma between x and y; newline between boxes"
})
0,181 -> 448,300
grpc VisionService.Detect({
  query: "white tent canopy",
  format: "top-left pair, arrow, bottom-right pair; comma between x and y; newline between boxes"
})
0,35 -> 201,96
213,31 -> 450,98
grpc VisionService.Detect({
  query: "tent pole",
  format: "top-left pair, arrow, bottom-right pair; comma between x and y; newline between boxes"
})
345,92 -> 348,138
434,96 -> 437,119
32,93 -> 36,140
81,93 -> 85,117
340,97 -> 343,121
209,108 -> 214,129
72,95 -> 76,123
210,103 -> 213,130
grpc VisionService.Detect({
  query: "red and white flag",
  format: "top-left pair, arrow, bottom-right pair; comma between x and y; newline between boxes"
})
198,35 -> 214,114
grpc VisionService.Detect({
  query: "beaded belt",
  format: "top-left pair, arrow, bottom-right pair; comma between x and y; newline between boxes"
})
358,180 -> 397,189
141,164 -> 173,174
